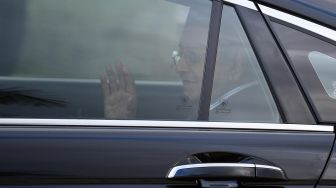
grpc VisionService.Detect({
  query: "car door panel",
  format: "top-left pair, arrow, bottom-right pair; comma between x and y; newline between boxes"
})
0,124 -> 333,186
318,141 -> 336,188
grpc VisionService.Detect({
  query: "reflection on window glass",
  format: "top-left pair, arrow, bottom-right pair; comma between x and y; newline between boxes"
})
209,5 -> 280,123
308,51 -> 336,99
0,0 -> 211,120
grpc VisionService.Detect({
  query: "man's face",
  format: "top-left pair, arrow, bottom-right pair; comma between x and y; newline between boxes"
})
173,44 -> 244,103
173,45 -> 205,102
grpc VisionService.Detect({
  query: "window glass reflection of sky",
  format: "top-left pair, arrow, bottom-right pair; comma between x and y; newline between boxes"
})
309,51 -> 336,99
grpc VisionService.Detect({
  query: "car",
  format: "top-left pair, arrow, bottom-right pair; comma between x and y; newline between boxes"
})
0,0 -> 335,187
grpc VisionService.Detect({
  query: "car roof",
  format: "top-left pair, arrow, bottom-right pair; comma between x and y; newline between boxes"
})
168,0 -> 336,30
253,0 -> 336,30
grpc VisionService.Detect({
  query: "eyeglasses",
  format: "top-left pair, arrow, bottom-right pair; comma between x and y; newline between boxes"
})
172,50 -> 181,65
172,48 -> 205,66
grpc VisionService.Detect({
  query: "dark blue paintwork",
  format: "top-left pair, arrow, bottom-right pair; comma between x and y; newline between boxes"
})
318,140 -> 336,187
0,126 -> 333,185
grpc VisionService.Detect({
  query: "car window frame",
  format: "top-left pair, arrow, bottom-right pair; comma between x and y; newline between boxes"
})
193,0 -> 287,123
0,0 -> 213,122
264,11 -> 336,124
233,3 -> 316,124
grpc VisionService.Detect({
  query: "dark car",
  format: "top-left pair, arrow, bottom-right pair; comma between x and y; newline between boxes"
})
0,0 -> 336,187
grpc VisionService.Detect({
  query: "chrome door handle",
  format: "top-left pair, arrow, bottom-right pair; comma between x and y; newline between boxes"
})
167,163 -> 286,180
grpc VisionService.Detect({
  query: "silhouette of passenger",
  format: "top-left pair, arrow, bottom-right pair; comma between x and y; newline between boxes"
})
100,4 -> 247,120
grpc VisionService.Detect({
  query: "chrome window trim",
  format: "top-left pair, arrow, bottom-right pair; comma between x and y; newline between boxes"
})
0,76 -> 183,86
0,119 -> 333,132
259,5 -> 336,42
222,0 -> 257,10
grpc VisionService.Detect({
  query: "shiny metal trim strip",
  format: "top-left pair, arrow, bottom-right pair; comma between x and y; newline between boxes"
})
0,118 -> 333,132
223,0 -> 257,10
0,76 -> 182,86
256,164 -> 282,171
259,5 -> 336,42
167,163 -> 255,178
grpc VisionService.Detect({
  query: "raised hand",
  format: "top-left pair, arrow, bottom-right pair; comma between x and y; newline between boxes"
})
100,62 -> 137,119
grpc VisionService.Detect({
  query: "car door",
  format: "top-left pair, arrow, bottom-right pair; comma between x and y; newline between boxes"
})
0,0 -> 334,188
256,2 -> 336,187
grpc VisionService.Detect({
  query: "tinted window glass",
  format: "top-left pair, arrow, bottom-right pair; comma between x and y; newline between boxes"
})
308,51 -> 336,99
209,5 -> 281,123
272,21 -> 336,123
0,0 -> 211,120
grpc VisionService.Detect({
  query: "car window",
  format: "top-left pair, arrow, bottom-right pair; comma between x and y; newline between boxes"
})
271,21 -> 336,123
0,0 -> 211,120
209,5 -> 281,123
308,51 -> 336,99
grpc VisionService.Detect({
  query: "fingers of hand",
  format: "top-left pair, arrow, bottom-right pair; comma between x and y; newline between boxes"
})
115,62 -> 127,91
101,62 -> 136,97
106,64 -> 118,92
122,64 -> 136,94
